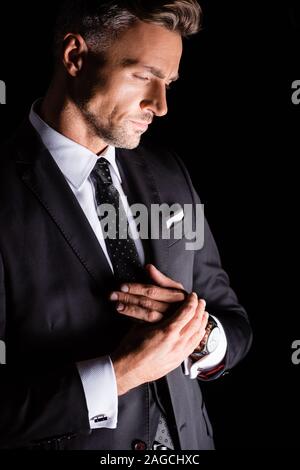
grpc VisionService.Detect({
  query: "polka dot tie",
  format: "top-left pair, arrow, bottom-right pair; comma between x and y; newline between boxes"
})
90,157 -> 144,283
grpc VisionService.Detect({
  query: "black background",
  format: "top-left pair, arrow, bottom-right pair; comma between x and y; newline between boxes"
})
0,1 -> 299,448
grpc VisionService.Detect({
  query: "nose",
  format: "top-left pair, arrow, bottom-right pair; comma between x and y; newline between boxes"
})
140,82 -> 168,117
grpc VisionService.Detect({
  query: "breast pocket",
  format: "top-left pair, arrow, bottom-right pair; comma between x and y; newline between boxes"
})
167,220 -> 196,248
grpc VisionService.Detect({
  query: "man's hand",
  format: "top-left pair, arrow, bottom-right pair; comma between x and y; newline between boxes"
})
109,264 -> 187,323
111,293 -> 209,396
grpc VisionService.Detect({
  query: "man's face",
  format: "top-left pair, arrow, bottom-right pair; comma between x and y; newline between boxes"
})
73,21 -> 182,149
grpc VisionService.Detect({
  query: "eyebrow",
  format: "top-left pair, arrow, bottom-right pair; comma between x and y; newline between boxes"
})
120,58 -> 180,82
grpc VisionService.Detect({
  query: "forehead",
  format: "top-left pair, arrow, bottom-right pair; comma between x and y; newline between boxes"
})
107,21 -> 183,71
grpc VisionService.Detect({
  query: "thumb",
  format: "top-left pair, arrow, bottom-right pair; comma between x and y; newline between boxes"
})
145,264 -> 184,290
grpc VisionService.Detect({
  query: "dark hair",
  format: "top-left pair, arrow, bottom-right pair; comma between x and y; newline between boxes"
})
53,0 -> 202,57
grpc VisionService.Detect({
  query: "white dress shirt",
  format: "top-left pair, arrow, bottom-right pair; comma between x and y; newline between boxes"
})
29,101 -> 227,430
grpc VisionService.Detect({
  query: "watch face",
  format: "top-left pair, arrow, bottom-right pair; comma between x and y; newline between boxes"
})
206,326 -> 221,353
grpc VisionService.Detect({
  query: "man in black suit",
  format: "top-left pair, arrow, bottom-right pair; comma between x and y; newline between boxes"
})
0,0 -> 252,450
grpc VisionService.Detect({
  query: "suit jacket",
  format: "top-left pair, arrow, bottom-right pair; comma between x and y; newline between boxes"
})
0,120 -> 252,450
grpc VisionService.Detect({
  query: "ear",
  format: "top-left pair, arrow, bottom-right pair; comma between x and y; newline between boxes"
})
62,33 -> 88,77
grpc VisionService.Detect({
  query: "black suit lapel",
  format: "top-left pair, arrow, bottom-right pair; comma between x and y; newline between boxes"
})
14,120 -> 114,291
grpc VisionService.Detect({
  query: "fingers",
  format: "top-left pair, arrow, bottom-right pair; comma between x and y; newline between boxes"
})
166,292 -> 199,329
110,283 -> 186,304
189,308 -> 209,346
145,264 -> 184,290
181,301 -> 208,355
108,272 -> 188,324
179,299 -> 207,337
114,303 -> 164,323
187,314 -> 209,355
109,291 -> 169,314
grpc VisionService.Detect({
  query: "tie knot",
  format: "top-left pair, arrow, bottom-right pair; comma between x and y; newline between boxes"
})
92,157 -> 112,185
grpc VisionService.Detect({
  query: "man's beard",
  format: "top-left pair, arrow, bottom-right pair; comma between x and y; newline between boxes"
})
78,104 -> 145,150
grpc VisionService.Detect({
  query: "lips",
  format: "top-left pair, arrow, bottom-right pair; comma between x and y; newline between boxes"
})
130,120 -> 151,130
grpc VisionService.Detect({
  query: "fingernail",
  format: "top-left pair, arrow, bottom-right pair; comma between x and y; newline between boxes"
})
109,292 -> 118,301
200,299 -> 206,309
117,303 -> 125,311
121,285 -> 129,293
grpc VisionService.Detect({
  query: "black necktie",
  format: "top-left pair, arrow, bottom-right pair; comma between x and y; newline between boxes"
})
90,157 -> 145,283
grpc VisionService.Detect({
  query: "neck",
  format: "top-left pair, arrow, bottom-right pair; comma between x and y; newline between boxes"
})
40,81 -> 108,155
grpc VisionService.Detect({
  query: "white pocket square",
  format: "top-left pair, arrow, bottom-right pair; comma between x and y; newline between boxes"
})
166,207 -> 184,230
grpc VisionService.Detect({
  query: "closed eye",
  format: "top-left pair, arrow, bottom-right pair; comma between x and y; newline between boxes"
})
134,74 -> 173,90
134,75 -> 150,82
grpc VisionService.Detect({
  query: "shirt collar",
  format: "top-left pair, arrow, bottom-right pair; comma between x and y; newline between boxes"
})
29,100 -> 122,190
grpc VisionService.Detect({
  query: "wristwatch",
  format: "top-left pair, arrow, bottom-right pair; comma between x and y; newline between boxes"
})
190,315 -> 221,361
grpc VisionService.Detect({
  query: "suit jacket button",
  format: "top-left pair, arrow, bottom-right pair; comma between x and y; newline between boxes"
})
132,440 -> 147,451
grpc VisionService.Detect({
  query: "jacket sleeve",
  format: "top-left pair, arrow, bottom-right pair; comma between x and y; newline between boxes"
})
0,251 -> 90,449
173,154 -> 253,375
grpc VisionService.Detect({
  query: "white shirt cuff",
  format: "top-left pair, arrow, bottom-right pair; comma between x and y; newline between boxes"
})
184,315 -> 227,379
77,356 -> 118,429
